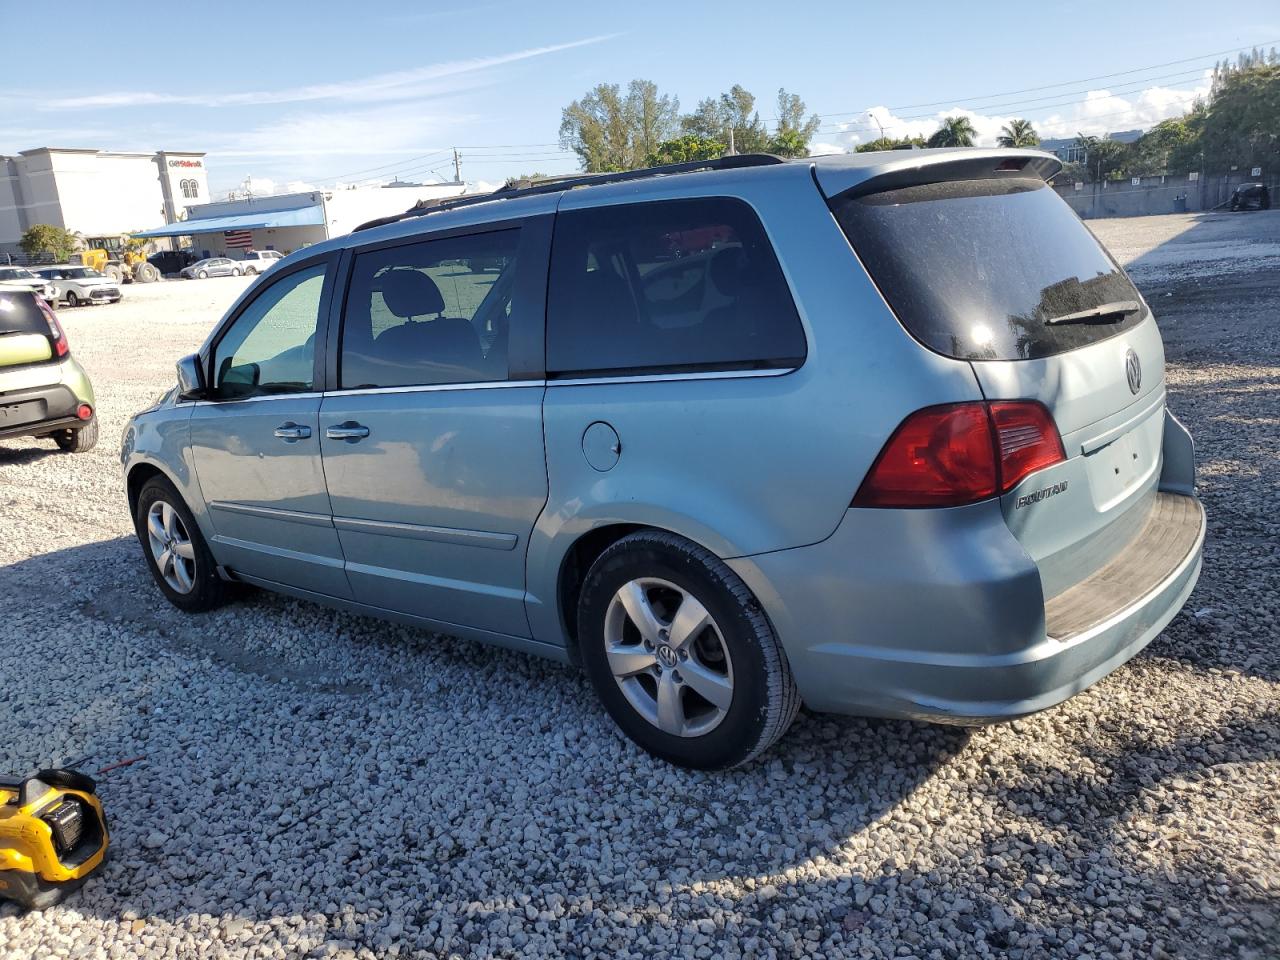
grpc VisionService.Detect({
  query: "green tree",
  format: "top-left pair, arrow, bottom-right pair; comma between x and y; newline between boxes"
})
1199,61 -> 1280,172
560,79 -> 680,172
926,116 -> 977,148
1074,133 -> 1132,181
503,172 -> 550,188
19,224 -> 77,262
644,134 -> 726,167
681,84 -> 769,153
1126,118 -> 1198,175
771,88 -> 820,156
998,118 -> 1039,148
855,135 -> 926,153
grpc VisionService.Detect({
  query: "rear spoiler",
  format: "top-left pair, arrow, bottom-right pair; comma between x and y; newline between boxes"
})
813,148 -> 1062,201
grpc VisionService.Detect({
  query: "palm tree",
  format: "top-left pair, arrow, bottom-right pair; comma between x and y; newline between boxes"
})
927,116 -> 977,148
999,119 -> 1040,148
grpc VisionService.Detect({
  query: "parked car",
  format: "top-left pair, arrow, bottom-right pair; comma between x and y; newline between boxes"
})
148,250 -> 197,277
238,250 -> 285,276
0,266 -> 55,304
33,266 -> 123,307
1229,182 -> 1271,211
122,150 -> 1205,769
180,258 -> 243,280
0,289 -> 98,451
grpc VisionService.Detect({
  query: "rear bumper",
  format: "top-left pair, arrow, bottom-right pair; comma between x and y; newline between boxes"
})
0,361 -> 94,440
728,492 -> 1204,723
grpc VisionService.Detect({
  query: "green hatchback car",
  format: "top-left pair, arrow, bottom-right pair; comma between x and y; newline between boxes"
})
0,289 -> 98,452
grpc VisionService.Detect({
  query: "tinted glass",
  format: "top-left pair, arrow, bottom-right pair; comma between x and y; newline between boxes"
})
0,291 -> 48,335
340,229 -> 519,389
213,263 -> 325,399
546,197 -> 805,376
832,178 -> 1146,361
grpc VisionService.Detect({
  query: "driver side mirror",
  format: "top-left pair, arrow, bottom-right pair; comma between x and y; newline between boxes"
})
176,353 -> 207,401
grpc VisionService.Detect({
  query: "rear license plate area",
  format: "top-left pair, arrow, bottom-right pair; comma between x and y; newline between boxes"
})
0,400 -> 46,427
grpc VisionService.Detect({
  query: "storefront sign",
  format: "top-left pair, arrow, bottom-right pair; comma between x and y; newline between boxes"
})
168,159 -> 203,168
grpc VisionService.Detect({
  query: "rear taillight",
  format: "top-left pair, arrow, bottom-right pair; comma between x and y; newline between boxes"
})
36,297 -> 68,356
853,401 -> 1064,508
988,401 -> 1066,492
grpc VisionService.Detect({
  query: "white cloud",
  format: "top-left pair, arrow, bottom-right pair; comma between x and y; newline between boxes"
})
38,35 -> 615,111
809,75 -> 1212,154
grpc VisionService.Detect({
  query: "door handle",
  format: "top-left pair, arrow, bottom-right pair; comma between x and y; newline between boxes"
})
273,421 -> 312,442
326,421 -> 370,442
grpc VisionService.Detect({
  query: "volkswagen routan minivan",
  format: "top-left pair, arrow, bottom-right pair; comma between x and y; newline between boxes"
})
122,150 -> 1204,769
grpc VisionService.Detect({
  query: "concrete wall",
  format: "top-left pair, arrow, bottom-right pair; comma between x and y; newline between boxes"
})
188,225 -> 327,260
1055,169 -> 1278,219
323,183 -> 465,237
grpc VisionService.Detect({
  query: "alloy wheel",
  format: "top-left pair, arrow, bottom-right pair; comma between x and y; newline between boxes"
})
146,500 -> 197,594
603,577 -> 734,737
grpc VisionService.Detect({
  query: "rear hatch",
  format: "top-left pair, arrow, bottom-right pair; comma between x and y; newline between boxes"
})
0,290 -> 56,370
826,160 -> 1165,598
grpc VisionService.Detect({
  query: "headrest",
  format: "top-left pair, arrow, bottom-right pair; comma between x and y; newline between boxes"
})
709,247 -> 747,297
378,269 -> 445,318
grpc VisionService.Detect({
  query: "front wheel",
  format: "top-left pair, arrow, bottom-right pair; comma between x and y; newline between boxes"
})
231,267 -> 242,277
54,415 -> 98,452
197,270 -> 208,279
578,531 -> 800,769
134,476 -> 228,612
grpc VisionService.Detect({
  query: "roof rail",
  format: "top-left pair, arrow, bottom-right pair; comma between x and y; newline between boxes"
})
353,153 -> 786,232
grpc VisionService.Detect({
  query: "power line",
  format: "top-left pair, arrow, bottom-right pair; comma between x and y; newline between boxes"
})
790,40 -> 1273,122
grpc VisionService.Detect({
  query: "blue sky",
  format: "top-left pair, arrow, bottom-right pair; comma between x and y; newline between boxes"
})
2,0 -> 1276,197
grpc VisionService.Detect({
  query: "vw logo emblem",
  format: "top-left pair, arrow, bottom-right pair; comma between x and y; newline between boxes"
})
656,644 -> 678,668
1125,349 -> 1142,395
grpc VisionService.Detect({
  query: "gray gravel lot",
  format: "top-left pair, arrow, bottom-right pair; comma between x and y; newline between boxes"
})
1,213 -> 1277,959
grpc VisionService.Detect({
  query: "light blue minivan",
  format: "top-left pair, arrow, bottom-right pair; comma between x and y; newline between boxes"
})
122,150 -> 1204,768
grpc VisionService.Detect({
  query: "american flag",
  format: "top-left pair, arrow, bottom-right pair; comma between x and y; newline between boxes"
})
224,229 -> 254,249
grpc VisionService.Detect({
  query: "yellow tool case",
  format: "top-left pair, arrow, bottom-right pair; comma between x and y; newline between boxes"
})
0,770 -> 109,909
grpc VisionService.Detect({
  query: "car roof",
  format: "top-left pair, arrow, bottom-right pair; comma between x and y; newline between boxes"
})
316,147 -> 1060,258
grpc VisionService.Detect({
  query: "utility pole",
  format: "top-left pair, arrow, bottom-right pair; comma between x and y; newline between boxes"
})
453,148 -> 461,183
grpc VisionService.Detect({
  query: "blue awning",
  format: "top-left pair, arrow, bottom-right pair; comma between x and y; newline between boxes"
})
134,205 -> 325,238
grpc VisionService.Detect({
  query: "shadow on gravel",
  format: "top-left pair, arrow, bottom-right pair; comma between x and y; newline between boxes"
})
0,441 -> 63,465
3,530 -> 1273,958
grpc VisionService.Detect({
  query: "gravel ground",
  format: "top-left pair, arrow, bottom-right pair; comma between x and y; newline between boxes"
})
1,215 -> 1277,959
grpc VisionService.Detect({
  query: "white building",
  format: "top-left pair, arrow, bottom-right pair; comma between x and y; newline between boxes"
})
0,147 -> 208,255
135,182 -> 469,258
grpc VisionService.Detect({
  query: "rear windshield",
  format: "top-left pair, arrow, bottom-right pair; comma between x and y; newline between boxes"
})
831,178 -> 1146,361
0,291 -> 48,335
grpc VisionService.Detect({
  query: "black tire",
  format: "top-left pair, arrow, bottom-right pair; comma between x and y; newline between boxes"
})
54,415 -> 98,453
231,267 -> 241,277
133,475 -> 228,612
66,291 -> 80,307
577,531 -> 800,769
197,270 -> 208,279
244,266 -> 258,276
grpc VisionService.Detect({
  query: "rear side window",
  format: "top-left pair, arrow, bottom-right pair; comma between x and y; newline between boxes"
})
546,197 -> 805,376
832,178 -> 1146,361
0,291 -> 48,335
339,229 -> 520,389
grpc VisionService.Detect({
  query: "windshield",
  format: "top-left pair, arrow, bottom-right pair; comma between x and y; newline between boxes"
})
830,177 -> 1146,361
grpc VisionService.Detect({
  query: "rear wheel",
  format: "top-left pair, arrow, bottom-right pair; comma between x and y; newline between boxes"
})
54,415 -> 98,453
231,267 -> 242,277
134,476 -> 228,612
104,264 -> 123,284
577,531 -> 800,769
244,266 -> 258,276
135,262 -> 159,283
66,291 -> 80,307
